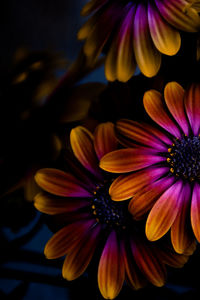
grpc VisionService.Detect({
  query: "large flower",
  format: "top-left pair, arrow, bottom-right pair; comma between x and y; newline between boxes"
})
34,122 -> 189,299
100,82 -> 200,255
78,0 -> 200,81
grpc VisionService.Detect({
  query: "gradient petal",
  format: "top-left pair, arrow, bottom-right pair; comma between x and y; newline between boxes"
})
148,1 -> 181,55
100,148 -> 165,173
130,237 -> 166,287
155,0 -> 200,32
171,183 -> 194,254
184,83 -> 200,135
94,122 -> 117,160
35,168 -> 92,197
81,0 -> 108,16
62,224 -> 101,280
109,167 -> 169,201
34,192 -> 89,215
146,180 -> 183,241
133,3 -> 161,77
98,231 -> 125,299
129,176 -> 175,219
164,81 -> 189,135
191,182 -> 200,242
70,126 -> 102,179
143,89 -> 181,138
44,218 -> 96,259
159,247 -> 189,268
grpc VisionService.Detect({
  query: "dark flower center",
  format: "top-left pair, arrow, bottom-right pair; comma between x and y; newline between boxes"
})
167,135 -> 200,181
91,181 -> 129,229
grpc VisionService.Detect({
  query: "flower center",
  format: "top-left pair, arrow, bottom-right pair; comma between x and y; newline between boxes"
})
167,135 -> 200,181
91,182 -> 129,229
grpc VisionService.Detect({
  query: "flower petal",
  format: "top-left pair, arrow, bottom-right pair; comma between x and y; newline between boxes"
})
171,183 -> 194,254
164,81 -> 189,135
70,126 -> 102,179
94,122 -> 118,160
191,182 -> 200,242
62,224 -> 101,280
100,148 -> 165,173
143,89 -> 181,138
34,192 -> 89,215
158,246 -> 189,268
155,0 -> 200,32
109,167 -> 169,201
116,119 -> 167,151
129,175 -> 175,220
35,168 -> 92,197
130,237 -> 166,287
133,3 -> 161,77
146,180 -> 183,241
184,83 -> 200,135
44,218 -> 96,259
98,231 -> 125,299
81,0 -> 108,16
148,1 -> 181,55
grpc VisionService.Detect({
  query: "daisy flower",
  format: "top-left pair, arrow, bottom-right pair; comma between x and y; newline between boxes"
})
34,122 -> 189,299
78,0 -> 200,82
100,82 -> 200,254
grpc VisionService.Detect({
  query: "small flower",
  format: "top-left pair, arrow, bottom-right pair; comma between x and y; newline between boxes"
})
78,0 -> 200,81
34,122 -> 189,299
100,82 -> 200,254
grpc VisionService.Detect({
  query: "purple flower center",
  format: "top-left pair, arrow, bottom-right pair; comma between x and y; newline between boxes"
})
167,135 -> 200,181
91,181 -> 129,228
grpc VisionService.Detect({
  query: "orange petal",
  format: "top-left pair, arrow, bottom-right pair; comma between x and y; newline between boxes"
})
98,231 -> 125,299
81,0 -> 108,16
34,192 -> 89,215
109,167 -> 169,201
143,89 -> 181,138
62,224 -> 101,280
70,126 -> 102,179
171,183 -> 194,254
148,1 -> 181,55
130,237 -> 166,287
44,218 -> 96,259
158,246 -> 189,268
35,168 -> 92,197
100,148 -> 165,173
191,182 -> 200,242
164,81 -> 189,135
146,180 -> 183,241
129,175 -> 175,220
133,3 -> 161,77
94,122 -> 118,160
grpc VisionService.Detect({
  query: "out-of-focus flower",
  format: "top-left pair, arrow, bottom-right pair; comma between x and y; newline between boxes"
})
35,122 -> 191,299
78,0 -> 200,81
100,82 -> 200,255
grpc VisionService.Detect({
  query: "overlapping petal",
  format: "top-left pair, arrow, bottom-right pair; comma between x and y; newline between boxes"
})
191,182 -> 200,242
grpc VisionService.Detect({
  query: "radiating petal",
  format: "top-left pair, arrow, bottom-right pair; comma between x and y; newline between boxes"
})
62,224 -> 101,280
184,83 -> 200,135
129,175 -> 175,219
109,167 -> 169,201
35,168 -> 92,197
159,246 -> 189,268
81,0 -> 108,16
146,180 -> 183,241
116,119 -> 167,151
133,3 -> 161,77
148,1 -> 181,55
191,182 -> 200,242
70,126 -> 102,179
94,122 -> 118,160
100,148 -> 165,173
164,81 -> 189,135
44,218 -> 96,259
34,192 -> 89,215
143,89 -> 181,138
98,231 -> 125,299
171,183 -> 194,254
130,237 -> 166,287
105,37 -> 118,81
155,0 -> 200,32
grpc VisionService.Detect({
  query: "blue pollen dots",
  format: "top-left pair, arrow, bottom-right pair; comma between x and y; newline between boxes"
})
91,182 -> 128,228
167,135 -> 200,181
